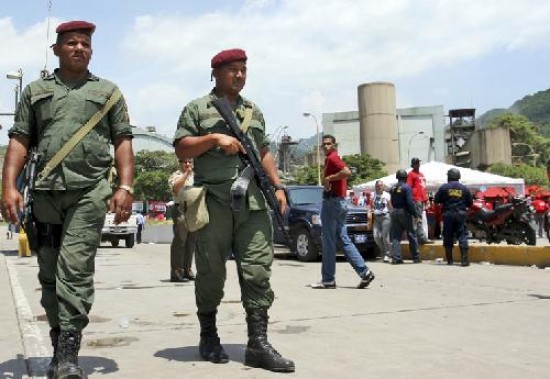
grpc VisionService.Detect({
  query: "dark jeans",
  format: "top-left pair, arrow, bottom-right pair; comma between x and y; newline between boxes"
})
442,210 -> 468,249
390,208 -> 419,260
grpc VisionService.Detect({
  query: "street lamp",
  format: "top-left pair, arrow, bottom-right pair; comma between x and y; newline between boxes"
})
407,131 -> 425,163
6,68 -> 23,111
303,112 -> 321,186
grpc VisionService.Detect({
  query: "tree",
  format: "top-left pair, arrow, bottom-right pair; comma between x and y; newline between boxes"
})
510,88 -> 550,137
135,150 -> 178,177
134,170 -> 172,201
488,163 -> 548,186
288,153 -> 387,187
133,150 -> 178,200
486,113 -> 550,168
342,154 -> 387,186
290,165 -> 320,186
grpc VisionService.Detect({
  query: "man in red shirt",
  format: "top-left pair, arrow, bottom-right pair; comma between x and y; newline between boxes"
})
311,134 -> 375,289
531,196 -> 549,238
407,157 -> 431,244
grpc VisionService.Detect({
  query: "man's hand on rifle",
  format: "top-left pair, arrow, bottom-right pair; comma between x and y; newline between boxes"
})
1,188 -> 24,224
274,189 -> 287,215
215,133 -> 246,156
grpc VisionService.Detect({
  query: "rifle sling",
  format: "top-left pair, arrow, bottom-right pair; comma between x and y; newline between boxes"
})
236,107 -> 253,133
37,89 -> 122,181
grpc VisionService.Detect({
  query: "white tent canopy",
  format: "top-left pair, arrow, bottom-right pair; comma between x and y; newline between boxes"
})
354,161 -> 525,196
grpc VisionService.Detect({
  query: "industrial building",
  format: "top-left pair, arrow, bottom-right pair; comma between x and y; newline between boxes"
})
322,81 -> 511,172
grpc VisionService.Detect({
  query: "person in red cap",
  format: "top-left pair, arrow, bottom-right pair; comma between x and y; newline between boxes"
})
2,20 -> 134,379
173,49 -> 294,372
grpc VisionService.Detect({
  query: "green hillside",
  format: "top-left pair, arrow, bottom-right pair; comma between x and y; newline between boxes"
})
509,89 -> 550,137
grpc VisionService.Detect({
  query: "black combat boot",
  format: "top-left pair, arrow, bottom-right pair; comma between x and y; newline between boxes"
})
460,248 -> 469,267
245,308 -> 295,373
46,326 -> 60,379
445,247 -> 453,265
54,330 -> 87,379
197,311 -> 229,363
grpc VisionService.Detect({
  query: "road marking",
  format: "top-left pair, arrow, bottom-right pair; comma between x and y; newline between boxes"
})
6,256 -> 49,378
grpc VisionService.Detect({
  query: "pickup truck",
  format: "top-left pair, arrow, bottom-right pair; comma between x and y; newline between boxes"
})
272,185 -> 377,262
101,212 -> 137,248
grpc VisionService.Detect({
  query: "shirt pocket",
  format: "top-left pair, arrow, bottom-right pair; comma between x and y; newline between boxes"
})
85,92 -> 109,116
31,91 -> 55,127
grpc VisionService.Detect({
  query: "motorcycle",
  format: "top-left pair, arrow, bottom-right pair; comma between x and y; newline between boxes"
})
467,197 -> 537,246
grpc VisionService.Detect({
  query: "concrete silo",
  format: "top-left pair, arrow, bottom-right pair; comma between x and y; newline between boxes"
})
357,82 -> 400,173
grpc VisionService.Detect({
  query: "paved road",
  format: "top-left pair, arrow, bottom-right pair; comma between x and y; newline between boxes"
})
1,236 -> 549,379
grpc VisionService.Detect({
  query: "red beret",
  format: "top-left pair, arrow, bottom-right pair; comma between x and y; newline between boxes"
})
211,48 -> 247,68
56,20 -> 96,35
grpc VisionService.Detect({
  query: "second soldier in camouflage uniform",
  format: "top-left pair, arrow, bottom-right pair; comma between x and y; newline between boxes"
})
174,48 -> 294,373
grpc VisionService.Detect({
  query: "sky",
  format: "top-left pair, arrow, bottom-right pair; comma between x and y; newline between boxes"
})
1,0 -> 550,146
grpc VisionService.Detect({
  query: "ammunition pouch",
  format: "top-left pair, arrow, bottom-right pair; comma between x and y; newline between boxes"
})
231,165 -> 255,211
179,187 -> 209,232
36,222 -> 63,249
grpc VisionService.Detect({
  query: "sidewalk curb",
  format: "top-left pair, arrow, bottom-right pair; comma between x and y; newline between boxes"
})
5,255 -> 50,378
400,243 -> 550,267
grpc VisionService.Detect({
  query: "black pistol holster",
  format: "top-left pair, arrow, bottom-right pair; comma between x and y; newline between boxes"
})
231,165 -> 255,211
36,222 -> 63,249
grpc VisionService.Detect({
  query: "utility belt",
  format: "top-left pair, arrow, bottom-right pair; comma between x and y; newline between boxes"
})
322,191 -> 341,199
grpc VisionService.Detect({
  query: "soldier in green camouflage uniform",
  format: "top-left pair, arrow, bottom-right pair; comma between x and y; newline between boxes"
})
174,48 -> 295,373
1,21 -> 134,379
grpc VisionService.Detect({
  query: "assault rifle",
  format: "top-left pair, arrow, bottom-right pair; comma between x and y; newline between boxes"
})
18,148 -> 40,251
211,97 -> 292,247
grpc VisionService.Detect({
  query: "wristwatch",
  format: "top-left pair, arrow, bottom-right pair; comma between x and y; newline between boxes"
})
274,183 -> 286,191
119,185 -> 134,195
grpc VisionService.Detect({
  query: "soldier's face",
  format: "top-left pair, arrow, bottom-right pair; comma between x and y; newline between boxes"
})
214,61 -> 247,96
53,32 -> 92,73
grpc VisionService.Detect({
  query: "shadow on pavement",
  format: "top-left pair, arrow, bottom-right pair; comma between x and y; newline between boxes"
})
0,249 -> 20,257
0,355 -> 119,379
0,354 -> 26,379
155,343 -> 246,364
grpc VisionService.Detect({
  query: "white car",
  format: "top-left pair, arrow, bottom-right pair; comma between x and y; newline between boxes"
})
101,212 -> 137,248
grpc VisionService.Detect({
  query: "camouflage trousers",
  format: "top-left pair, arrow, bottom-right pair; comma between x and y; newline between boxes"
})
32,179 -> 111,331
194,193 -> 275,313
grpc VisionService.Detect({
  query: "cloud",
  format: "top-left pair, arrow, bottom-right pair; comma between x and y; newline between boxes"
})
2,1 -> 550,144
118,0 -> 550,138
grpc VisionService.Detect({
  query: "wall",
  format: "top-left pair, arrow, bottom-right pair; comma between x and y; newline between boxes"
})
322,111 -> 361,157
470,126 -> 512,169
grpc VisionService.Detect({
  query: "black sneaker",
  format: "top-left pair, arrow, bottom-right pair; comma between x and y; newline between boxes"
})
392,258 -> 404,265
357,271 -> 375,289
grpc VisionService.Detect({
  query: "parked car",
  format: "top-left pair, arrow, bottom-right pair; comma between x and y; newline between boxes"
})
272,185 -> 377,262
